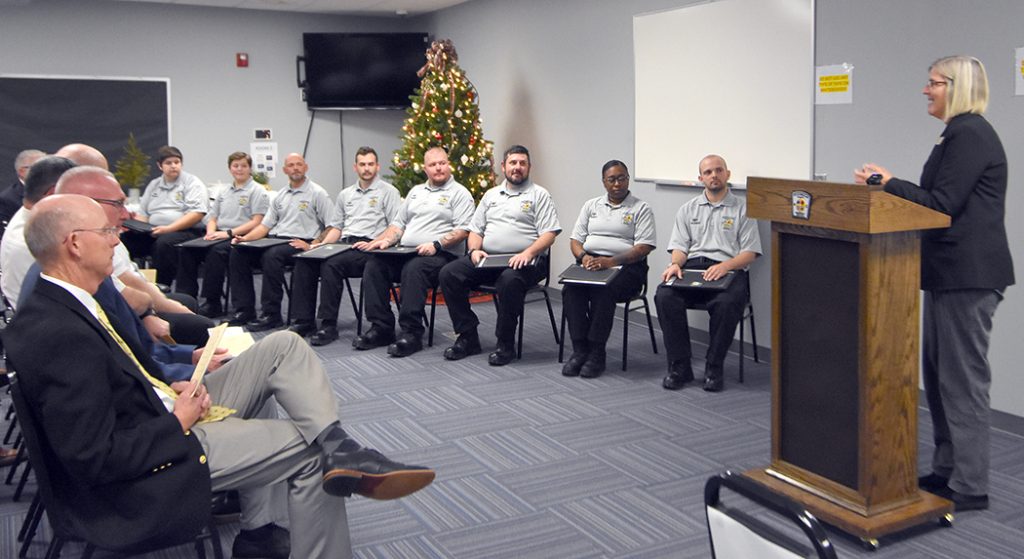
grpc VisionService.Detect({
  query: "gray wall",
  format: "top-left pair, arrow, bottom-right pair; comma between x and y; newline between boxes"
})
0,0 -> 414,195
423,0 -> 1023,415
814,0 -> 1024,415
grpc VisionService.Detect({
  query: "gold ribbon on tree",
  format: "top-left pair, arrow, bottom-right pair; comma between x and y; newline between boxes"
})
417,39 -> 459,113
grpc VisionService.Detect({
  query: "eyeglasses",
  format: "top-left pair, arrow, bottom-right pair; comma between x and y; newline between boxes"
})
70,227 -> 121,238
92,197 -> 127,210
926,77 -> 952,89
603,174 -> 629,185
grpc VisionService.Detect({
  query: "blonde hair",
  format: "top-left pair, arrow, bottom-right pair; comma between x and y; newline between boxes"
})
930,55 -> 988,121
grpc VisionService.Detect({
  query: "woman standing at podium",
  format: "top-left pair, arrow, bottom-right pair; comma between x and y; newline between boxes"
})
854,55 -> 1013,511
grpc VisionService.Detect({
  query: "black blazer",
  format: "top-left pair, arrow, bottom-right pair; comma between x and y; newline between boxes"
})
885,113 -> 1014,291
3,279 -> 211,552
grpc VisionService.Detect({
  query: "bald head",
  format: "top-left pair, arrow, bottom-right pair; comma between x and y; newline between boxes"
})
56,143 -> 109,170
25,195 -> 103,267
283,153 -> 308,187
56,166 -> 128,228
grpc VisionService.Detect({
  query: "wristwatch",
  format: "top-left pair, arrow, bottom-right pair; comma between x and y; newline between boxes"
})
139,307 -> 157,319
433,240 -> 443,253
227,228 -> 233,238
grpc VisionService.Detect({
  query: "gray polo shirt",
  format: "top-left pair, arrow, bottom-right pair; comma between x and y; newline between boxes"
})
262,179 -> 332,239
328,178 -> 401,239
394,177 -> 475,253
668,189 -> 761,263
570,192 -> 657,256
139,170 -> 209,226
470,180 -> 561,254
210,180 -> 271,230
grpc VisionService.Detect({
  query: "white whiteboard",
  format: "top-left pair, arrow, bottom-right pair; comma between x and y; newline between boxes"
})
633,0 -> 814,187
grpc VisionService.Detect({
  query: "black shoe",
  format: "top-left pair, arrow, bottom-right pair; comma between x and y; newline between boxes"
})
663,360 -> 694,390
210,490 -> 241,523
919,472 -> 951,492
232,523 -> 290,559
562,351 -> 588,377
227,311 -> 256,326
443,332 -> 482,361
288,321 -> 316,337
198,302 -> 223,318
352,327 -> 395,350
322,447 -> 435,500
935,486 -> 989,511
703,376 -> 724,392
488,343 -> 515,366
580,349 -> 606,378
310,325 -> 339,346
387,333 -> 423,358
247,314 -> 284,332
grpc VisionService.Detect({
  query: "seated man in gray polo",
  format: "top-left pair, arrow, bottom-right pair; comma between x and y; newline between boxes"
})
227,153 -> 332,331
352,146 -> 475,358
654,154 -> 761,393
289,147 -> 401,346
438,145 -> 561,366
176,151 -> 270,318
123,146 -> 209,286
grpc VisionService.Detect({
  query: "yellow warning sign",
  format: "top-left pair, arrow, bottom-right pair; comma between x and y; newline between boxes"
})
818,74 -> 850,93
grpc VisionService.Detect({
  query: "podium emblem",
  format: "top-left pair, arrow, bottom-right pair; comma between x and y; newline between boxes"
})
791,190 -> 811,220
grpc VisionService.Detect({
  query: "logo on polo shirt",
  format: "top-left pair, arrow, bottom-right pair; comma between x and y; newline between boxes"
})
238,196 -> 249,206
368,196 -> 379,207
298,201 -> 309,211
438,195 -> 449,206
174,192 -> 183,202
722,217 -> 734,230
520,201 -> 533,213
622,213 -> 634,225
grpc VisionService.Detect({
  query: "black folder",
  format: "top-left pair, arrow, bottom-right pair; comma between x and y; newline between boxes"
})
558,264 -> 621,285
177,237 -> 229,249
235,238 -> 292,250
371,245 -> 420,255
123,218 -> 154,233
477,253 -> 536,268
293,243 -> 353,260
664,269 -> 735,291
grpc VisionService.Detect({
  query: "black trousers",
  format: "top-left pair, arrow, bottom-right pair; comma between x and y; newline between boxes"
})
362,251 -> 455,336
228,240 -> 302,318
290,240 -> 370,326
653,257 -> 748,372
438,255 -> 546,344
122,228 -> 201,286
175,240 -> 231,301
562,260 -> 647,352
159,292 -> 215,346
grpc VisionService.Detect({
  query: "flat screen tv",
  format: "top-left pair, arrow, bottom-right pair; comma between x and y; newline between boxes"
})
300,33 -> 429,110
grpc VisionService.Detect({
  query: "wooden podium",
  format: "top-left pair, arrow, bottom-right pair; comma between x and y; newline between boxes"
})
743,177 -> 953,548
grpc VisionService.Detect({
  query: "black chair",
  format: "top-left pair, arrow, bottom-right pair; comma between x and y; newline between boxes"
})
476,257 -> 560,360
704,471 -> 836,559
7,371 -> 224,559
685,279 -> 758,382
386,282 -> 439,347
558,281 -> 658,371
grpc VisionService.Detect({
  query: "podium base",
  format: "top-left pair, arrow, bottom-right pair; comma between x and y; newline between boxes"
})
744,468 -> 953,544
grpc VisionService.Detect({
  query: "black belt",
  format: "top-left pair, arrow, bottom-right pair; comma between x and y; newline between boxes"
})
340,236 -> 371,244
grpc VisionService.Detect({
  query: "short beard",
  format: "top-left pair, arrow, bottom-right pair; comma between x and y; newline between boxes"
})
506,173 -> 529,186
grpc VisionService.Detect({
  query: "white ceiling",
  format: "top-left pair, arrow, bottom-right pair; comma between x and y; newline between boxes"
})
109,0 -> 473,17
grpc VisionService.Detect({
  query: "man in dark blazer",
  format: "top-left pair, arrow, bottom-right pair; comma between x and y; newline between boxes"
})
3,195 -> 435,557
0,148 -> 44,239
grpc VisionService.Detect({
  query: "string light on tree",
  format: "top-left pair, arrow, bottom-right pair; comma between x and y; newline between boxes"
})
388,39 -> 496,201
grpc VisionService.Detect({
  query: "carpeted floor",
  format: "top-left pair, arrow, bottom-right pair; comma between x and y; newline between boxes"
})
3,285 -> 1024,558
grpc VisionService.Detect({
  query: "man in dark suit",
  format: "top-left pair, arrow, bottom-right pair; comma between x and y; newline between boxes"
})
4,194 -> 435,557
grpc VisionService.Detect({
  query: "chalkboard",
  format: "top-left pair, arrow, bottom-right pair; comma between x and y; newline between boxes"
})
0,75 -> 169,185
633,0 -> 814,187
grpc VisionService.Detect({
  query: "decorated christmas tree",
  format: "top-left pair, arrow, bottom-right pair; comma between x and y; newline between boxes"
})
390,39 -> 495,201
113,132 -> 151,195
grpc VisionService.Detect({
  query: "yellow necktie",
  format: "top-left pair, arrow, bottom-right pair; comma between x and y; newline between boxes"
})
94,303 -> 235,424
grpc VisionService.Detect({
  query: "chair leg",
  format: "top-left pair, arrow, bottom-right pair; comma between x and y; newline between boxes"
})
355,282 -> 365,336
558,307 -> 567,363
44,537 -> 65,559
642,296 -> 658,354
543,291 -> 560,345
208,522 -> 225,559
18,493 -> 41,541
748,303 -> 759,363
3,413 -> 16,444
343,277 -> 361,335
738,319 -> 745,384
19,495 -> 44,557
5,445 -> 24,485
13,458 -> 31,501
621,301 -> 631,371
428,288 -> 438,347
